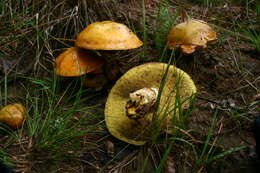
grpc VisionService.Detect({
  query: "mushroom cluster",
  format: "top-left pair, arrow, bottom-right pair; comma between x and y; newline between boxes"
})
54,19 -> 215,145
54,21 -> 143,88
167,19 -> 217,54
105,62 -> 196,145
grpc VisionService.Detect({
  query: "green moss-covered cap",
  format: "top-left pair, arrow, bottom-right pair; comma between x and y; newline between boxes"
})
105,62 -> 196,145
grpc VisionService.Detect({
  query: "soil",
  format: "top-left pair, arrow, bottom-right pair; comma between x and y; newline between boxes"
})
0,0 -> 259,173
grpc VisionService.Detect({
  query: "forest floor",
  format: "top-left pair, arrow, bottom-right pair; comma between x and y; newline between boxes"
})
0,0 -> 259,173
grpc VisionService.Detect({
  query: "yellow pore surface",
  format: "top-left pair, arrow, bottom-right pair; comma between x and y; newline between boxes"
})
167,19 -> 217,54
75,21 -> 143,50
105,62 -> 197,145
55,47 -> 104,77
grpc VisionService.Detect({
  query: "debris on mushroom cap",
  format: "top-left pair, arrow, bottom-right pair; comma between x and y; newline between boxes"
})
126,88 -> 158,120
0,103 -> 25,128
75,21 -> 143,50
55,47 -> 104,77
167,19 -> 217,54
105,62 -> 196,145
129,88 -> 158,106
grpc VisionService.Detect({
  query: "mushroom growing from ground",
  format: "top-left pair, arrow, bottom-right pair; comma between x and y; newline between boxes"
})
0,103 -> 25,128
105,62 -> 196,145
75,21 -> 143,50
167,19 -> 217,54
75,21 -> 143,81
55,47 -> 104,77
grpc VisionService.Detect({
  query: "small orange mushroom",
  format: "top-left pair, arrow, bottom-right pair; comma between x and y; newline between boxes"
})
0,103 -> 25,128
167,19 -> 217,54
55,47 -> 104,77
75,21 -> 143,50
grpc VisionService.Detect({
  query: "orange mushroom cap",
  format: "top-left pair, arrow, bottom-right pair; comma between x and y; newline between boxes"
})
55,47 -> 104,77
167,19 -> 217,54
75,21 -> 143,50
0,103 -> 25,128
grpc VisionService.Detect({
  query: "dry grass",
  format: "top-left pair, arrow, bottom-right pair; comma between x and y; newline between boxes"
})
0,0 -> 259,172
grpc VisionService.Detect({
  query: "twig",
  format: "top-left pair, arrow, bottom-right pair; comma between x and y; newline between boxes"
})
108,150 -> 138,173
196,96 -> 220,105
196,165 -> 204,173
174,126 -> 217,147
207,117 -> 224,159
80,159 -> 100,170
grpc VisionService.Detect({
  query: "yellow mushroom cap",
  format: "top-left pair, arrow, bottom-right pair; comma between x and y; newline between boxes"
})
55,47 -> 104,77
75,21 -> 143,50
105,62 -> 196,145
0,103 -> 25,128
167,19 -> 217,54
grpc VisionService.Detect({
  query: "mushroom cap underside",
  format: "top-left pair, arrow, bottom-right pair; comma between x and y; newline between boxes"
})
55,47 -> 104,77
105,62 -> 196,145
75,21 -> 143,50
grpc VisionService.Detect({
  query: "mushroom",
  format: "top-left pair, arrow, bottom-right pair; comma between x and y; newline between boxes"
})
75,21 -> 143,81
55,47 -> 104,77
167,19 -> 217,54
105,62 -> 196,145
75,21 -> 143,50
0,103 -> 25,128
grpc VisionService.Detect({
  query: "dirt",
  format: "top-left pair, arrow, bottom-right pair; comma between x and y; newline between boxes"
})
0,0 -> 260,173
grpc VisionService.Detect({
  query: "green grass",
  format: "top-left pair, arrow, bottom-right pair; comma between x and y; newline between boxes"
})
24,76 -> 103,159
136,0 -> 252,171
130,51 -> 196,172
155,0 -> 178,54
0,0 -> 258,172
0,75 -> 105,171
0,148 -> 14,167
244,29 -> 260,52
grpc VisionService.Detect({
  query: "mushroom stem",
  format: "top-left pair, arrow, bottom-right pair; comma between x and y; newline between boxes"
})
126,88 -> 158,120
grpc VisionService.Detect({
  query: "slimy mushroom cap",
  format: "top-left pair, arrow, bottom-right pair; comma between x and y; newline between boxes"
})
0,103 -> 25,128
75,21 -> 143,50
167,19 -> 217,54
55,47 -> 104,77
